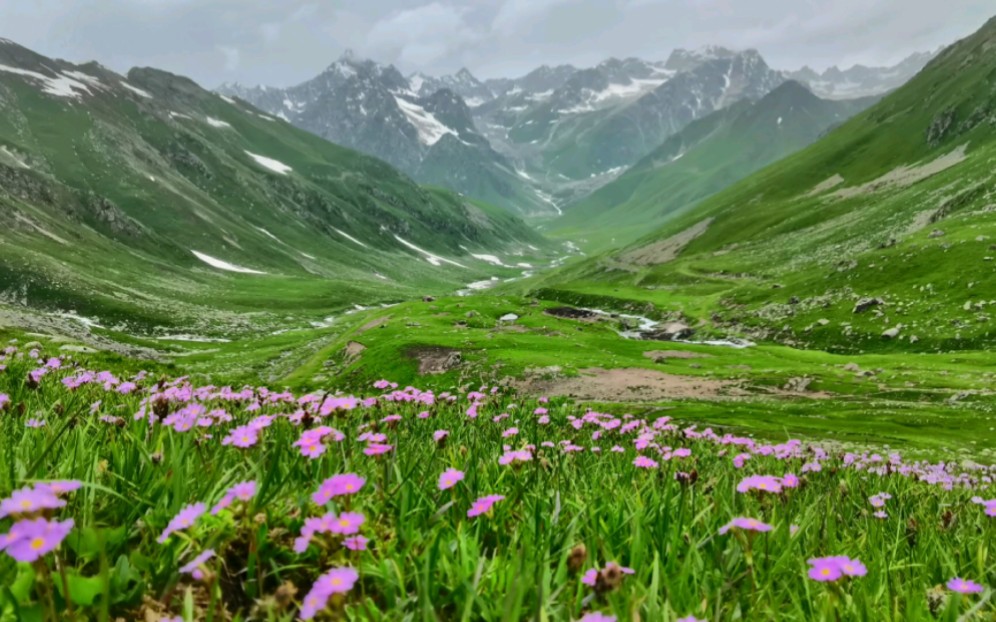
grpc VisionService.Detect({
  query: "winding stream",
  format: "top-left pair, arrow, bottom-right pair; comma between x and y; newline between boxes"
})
579,307 -> 756,349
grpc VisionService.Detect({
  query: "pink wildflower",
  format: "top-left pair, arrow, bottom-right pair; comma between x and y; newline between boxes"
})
313,474 -> 365,505
438,468 -> 465,490
467,495 -> 505,518
947,577 -> 984,594
157,503 -> 206,543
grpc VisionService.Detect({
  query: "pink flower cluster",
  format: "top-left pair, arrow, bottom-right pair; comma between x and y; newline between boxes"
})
0,481 -> 80,563
210,481 -> 257,515
294,512 -> 367,553
300,567 -> 359,619
807,556 -> 867,582
312,474 -> 365,505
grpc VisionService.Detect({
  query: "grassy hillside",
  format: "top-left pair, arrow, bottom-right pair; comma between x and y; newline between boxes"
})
554,82 -> 877,249
0,41 -> 548,333
538,16 -> 996,354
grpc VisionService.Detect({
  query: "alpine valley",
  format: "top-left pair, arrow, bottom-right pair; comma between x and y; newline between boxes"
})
1,10 -> 996,622
219,46 -> 935,217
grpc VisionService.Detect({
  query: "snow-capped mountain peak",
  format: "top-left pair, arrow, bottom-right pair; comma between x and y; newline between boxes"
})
409,67 -> 493,106
217,44 -> 939,217
783,48 -> 940,99
664,45 -> 739,72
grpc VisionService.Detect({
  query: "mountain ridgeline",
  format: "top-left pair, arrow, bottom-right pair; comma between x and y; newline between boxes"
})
554,80 -> 880,247
220,47 -> 934,218
543,16 -> 996,352
0,27 -> 959,342
0,39 -> 545,329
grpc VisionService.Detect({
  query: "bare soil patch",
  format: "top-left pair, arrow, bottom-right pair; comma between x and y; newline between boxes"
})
407,346 -> 462,375
621,218 -> 713,266
806,174 -> 845,197
496,324 -> 529,333
357,316 -> 390,334
830,144 -> 968,200
513,367 -> 747,401
643,350 -> 711,362
343,341 -> 366,363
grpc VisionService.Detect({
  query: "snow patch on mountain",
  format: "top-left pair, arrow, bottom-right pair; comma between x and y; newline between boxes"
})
528,89 -> 555,101
533,188 -> 563,216
206,117 -> 232,128
334,228 -> 368,248
394,235 -> 467,268
61,70 -> 104,90
120,81 -> 152,98
14,213 -> 68,244
328,60 -> 357,79
245,151 -> 292,175
254,227 -> 284,244
591,165 -> 627,178
458,277 -> 501,295
409,74 -> 426,94
393,96 -> 457,145
0,146 -> 29,169
470,253 -> 508,267
191,251 -> 266,274
0,64 -> 95,99
560,76 -> 674,114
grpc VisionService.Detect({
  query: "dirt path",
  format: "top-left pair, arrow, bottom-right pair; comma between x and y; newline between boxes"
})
513,367 -> 748,401
357,316 -> 390,334
643,350 -> 711,362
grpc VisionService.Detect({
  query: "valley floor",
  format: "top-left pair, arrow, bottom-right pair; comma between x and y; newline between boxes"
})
3,282 -> 993,459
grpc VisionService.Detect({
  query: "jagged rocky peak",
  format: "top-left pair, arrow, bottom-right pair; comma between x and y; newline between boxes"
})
665,45 -> 739,72
782,48 -> 941,99
510,63 -> 579,94
410,67 -> 493,105
454,67 -> 477,82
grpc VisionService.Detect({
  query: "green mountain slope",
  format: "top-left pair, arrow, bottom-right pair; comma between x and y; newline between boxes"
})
538,15 -> 996,353
554,81 -> 878,248
0,40 -> 547,332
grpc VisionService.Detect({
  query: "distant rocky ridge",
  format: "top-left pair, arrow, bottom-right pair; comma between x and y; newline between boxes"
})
784,49 -> 942,99
219,46 -> 937,217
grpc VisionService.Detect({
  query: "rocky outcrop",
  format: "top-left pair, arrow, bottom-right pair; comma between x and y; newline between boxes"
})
853,298 -> 884,314
644,322 -> 694,341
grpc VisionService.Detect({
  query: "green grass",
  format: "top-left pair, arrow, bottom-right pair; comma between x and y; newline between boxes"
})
537,17 -> 996,355
1,21 -> 996,622
0,343 -> 994,621
552,82 -> 878,251
0,53 -> 549,332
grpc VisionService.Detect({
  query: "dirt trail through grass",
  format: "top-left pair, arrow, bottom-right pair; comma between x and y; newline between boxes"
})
514,367 -> 748,401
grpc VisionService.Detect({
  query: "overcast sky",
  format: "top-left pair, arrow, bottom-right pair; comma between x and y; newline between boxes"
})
1,0 -> 992,88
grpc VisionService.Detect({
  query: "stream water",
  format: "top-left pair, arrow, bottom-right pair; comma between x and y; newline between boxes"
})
579,307 -> 755,349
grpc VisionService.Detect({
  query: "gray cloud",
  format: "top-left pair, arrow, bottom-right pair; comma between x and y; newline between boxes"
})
0,0 -> 992,88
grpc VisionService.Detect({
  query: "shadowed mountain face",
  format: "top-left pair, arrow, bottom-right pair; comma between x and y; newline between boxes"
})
219,56 -> 552,218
